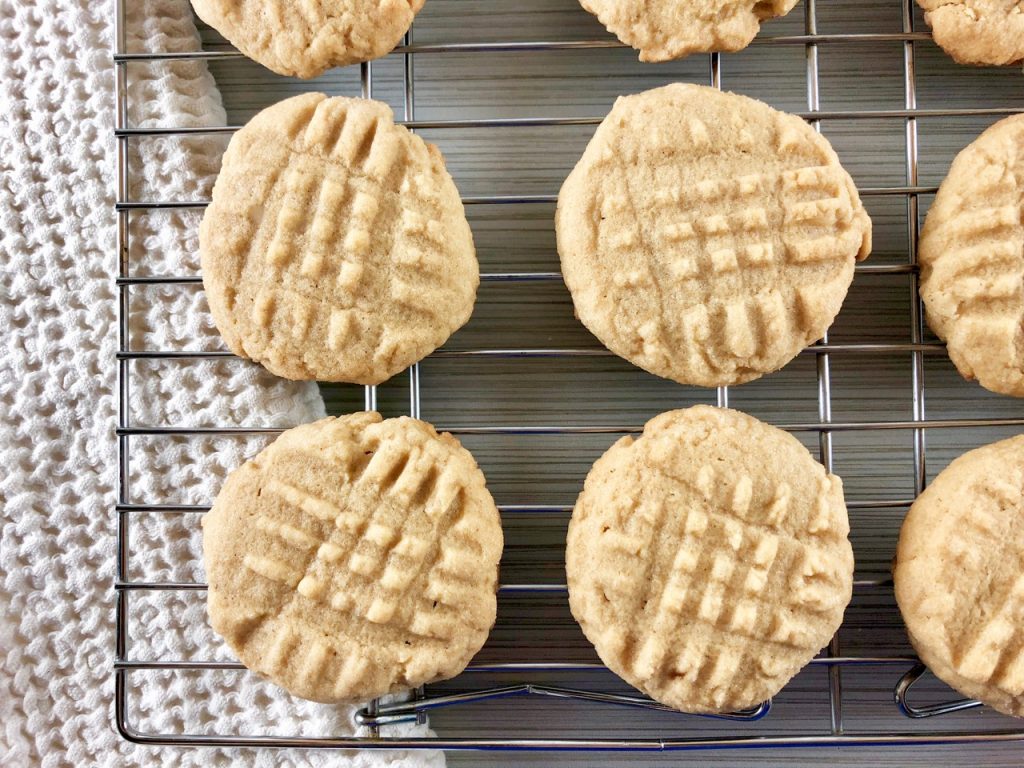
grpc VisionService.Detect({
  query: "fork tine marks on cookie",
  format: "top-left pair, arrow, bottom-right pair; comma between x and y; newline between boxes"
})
567,406 -> 853,713
200,93 -> 478,385
558,84 -> 870,388
204,414 -> 502,703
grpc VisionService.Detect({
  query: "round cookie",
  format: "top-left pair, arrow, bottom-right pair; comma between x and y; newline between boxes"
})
917,0 -> 1024,66
579,0 -> 801,62
894,435 -> 1024,718
200,93 -> 478,385
556,84 -> 872,388
190,0 -> 423,78
203,412 -> 503,703
919,114 -> 1024,397
566,405 -> 854,713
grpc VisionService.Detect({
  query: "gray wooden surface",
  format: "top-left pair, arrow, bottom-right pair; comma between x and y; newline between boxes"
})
131,0 -> 1024,763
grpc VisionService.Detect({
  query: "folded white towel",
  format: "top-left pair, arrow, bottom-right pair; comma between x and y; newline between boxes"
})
0,1 -> 440,765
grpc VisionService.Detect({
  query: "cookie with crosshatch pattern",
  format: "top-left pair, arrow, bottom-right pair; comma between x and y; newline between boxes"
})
203,412 -> 503,703
566,405 -> 854,713
200,92 -> 477,385
189,0 -> 423,78
578,0 -> 802,61
895,434 -> 1024,718
917,0 -> 1024,66
556,84 -> 872,388
919,114 -> 1024,397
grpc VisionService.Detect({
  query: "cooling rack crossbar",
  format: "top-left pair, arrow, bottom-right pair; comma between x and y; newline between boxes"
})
111,31 -> 935,63
112,578 -> 892,593
113,657 -> 918,672
112,416 -> 1024,436
115,186 -> 936,210
113,499 -> 912,514
116,342 -> 947,361
114,106 -> 1024,136
113,0 -> 1024,752
116,263 -> 914,286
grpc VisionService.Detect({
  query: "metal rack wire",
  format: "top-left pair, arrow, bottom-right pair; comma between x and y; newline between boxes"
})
113,0 -> 1024,752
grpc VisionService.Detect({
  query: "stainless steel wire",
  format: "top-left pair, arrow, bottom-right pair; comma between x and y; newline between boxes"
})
113,0 -> 1024,752
801,0 -> 845,736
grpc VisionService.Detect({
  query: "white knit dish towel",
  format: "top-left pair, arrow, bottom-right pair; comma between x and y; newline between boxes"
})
0,1 -> 442,766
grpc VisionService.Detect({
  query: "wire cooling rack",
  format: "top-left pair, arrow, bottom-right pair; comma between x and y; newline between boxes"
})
114,0 -> 1024,753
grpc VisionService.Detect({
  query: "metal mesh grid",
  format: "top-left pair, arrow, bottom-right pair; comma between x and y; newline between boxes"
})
113,0 -> 1024,751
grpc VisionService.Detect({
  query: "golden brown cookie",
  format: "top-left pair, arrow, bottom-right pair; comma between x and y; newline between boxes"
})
566,405 -> 854,713
190,0 -> 423,78
200,93 -> 478,385
556,84 -> 872,388
203,412 -> 503,703
917,1 -> 1024,66
579,0 -> 801,62
894,434 -> 1024,718
920,114 -> 1024,397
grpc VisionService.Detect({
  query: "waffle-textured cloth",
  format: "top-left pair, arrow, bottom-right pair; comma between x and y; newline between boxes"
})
0,1 -> 441,766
